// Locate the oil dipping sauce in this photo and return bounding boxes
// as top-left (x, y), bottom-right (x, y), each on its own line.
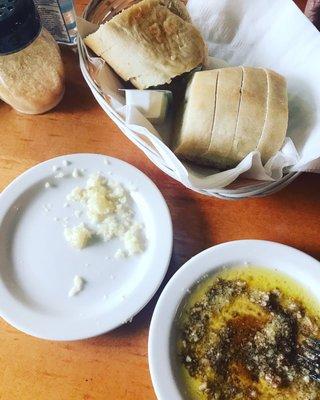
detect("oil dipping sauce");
top-left (176, 265), bottom-right (320, 400)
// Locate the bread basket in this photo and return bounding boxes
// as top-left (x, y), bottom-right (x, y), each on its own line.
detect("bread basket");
top-left (77, 0), bottom-right (301, 199)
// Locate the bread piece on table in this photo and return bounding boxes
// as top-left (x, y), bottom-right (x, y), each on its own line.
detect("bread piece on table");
top-left (84, 0), bottom-right (205, 89)
top-left (203, 67), bottom-right (243, 168)
top-left (229, 67), bottom-right (268, 163)
top-left (257, 69), bottom-right (288, 163)
top-left (174, 70), bottom-right (219, 161)
top-left (0, 29), bottom-right (64, 114)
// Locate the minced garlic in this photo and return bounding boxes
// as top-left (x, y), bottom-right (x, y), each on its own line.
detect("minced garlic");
top-left (123, 223), bottom-right (144, 256)
top-left (64, 223), bottom-right (92, 249)
top-left (65, 173), bottom-right (145, 256)
top-left (114, 249), bottom-right (127, 259)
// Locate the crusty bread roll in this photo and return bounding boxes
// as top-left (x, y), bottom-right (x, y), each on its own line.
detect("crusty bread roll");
top-left (174, 67), bottom-right (288, 169)
top-left (84, 0), bottom-right (205, 90)
top-left (0, 29), bottom-right (64, 115)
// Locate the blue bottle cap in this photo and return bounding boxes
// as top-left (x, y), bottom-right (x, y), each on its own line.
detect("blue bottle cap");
top-left (0, 0), bottom-right (41, 55)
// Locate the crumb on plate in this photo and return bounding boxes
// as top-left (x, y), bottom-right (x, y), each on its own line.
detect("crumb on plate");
top-left (68, 275), bottom-right (85, 297)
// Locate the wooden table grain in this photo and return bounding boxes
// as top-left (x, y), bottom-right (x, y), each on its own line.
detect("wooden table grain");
top-left (0, 1), bottom-right (317, 399)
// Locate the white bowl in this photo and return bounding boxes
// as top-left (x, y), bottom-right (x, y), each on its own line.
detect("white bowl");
top-left (148, 240), bottom-right (320, 399)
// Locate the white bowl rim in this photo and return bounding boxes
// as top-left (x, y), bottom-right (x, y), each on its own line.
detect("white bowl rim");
top-left (148, 240), bottom-right (320, 399)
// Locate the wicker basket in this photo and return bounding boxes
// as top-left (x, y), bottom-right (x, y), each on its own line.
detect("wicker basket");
top-left (78, 0), bottom-right (300, 199)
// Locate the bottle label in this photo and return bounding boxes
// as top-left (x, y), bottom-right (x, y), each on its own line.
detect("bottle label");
top-left (34, 0), bottom-right (77, 45)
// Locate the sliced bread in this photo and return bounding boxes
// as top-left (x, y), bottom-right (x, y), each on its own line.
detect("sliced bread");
top-left (174, 67), bottom-right (288, 170)
top-left (203, 67), bottom-right (243, 168)
top-left (257, 69), bottom-right (288, 163)
top-left (228, 67), bottom-right (268, 163)
top-left (174, 70), bottom-right (219, 161)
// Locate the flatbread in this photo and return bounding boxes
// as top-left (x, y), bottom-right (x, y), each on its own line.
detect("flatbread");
top-left (257, 69), bottom-right (288, 163)
top-left (174, 70), bottom-right (219, 160)
top-left (84, 0), bottom-right (205, 89)
top-left (229, 67), bottom-right (268, 163)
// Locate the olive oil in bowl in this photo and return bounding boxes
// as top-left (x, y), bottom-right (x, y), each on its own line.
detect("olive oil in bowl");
top-left (175, 265), bottom-right (320, 400)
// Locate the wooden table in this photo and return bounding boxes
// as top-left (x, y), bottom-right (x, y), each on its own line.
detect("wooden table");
top-left (0, 0), bottom-right (317, 399)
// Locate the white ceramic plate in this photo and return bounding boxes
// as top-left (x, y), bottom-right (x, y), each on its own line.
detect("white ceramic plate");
top-left (0, 153), bottom-right (172, 341)
top-left (148, 240), bottom-right (320, 399)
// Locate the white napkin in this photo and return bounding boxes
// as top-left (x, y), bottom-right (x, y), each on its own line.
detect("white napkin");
top-left (188, 0), bottom-right (320, 174)
top-left (78, 0), bottom-right (320, 190)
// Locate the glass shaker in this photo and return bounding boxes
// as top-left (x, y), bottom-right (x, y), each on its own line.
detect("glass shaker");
top-left (0, 0), bottom-right (65, 114)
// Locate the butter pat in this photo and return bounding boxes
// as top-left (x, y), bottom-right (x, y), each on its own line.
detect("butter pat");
top-left (123, 89), bottom-right (171, 124)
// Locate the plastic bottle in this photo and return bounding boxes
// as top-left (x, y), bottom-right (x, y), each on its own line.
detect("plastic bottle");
top-left (33, 0), bottom-right (77, 45)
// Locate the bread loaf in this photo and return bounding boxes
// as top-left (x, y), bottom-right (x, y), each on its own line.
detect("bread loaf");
top-left (174, 67), bottom-right (288, 169)
top-left (0, 29), bottom-right (64, 114)
top-left (84, 0), bottom-right (205, 90)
